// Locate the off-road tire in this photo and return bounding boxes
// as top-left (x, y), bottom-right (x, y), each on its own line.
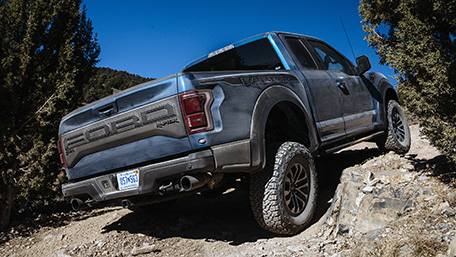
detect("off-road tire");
top-left (250, 142), bottom-right (317, 235)
top-left (376, 100), bottom-right (411, 154)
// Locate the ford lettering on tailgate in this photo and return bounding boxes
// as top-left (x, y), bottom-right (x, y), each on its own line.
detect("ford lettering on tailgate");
top-left (60, 96), bottom-right (187, 168)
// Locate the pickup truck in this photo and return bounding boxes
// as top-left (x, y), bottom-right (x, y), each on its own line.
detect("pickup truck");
top-left (58, 31), bottom-right (411, 235)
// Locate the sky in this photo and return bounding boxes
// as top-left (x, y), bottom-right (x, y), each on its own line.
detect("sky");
top-left (83, 0), bottom-right (396, 84)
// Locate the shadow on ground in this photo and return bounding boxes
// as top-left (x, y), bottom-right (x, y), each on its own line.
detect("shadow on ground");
top-left (412, 154), bottom-right (456, 187)
top-left (101, 147), bottom-right (381, 245)
top-left (103, 189), bottom-right (268, 245)
top-left (0, 201), bottom-right (119, 243)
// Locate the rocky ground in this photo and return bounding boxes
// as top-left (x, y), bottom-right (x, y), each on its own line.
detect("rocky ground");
top-left (1, 124), bottom-right (456, 257)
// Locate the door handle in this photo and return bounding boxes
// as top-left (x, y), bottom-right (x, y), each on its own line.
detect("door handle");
top-left (336, 80), bottom-right (346, 90)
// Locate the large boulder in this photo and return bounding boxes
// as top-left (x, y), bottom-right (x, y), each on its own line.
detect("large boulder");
top-left (322, 149), bottom-right (455, 256)
top-left (325, 152), bottom-right (417, 235)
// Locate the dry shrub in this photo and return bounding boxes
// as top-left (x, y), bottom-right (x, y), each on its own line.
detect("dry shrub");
top-left (352, 234), bottom-right (446, 257)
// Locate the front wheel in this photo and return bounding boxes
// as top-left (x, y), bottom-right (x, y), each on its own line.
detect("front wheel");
top-left (376, 100), bottom-right (411, 154)
top-left (250, 142), bottom-right (318, 235)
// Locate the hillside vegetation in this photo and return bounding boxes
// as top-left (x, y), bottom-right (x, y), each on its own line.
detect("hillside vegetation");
top-left (82, 67), bottom-right (153, 104)
top-left (0, 0), bottom-right (100, 229)
top-left (360, 0), bottom-right (456, 166)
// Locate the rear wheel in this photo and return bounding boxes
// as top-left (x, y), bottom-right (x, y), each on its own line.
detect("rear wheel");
top-left (376, 100), bottom-right (411, 154)
top-left (250, 142), bottom-right (317, 235)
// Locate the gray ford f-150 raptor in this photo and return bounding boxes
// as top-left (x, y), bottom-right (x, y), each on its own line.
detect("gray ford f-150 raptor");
top-left (58, 31), bottom-right (411, 235)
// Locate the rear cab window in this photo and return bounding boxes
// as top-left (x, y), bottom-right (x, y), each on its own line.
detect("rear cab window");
top-left (184, 38), bottom-right (283, 72)
top-left (283, 37), bottom-right (318, 70)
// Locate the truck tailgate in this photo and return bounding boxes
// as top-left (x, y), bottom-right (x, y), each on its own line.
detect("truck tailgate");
top-left (59, 75), bottom-right (192, 180)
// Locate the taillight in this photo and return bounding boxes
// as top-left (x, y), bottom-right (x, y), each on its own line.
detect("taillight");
top-left (179, 90), bottom-right (214, 135)
top-left (57, 136), bottom-right (68, 169)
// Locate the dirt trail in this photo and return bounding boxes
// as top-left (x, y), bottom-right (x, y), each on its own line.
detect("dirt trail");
top-left (1, 124), bottom-right (454, 257)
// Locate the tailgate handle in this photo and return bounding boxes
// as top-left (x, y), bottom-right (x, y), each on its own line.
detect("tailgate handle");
top-left (96, 104), bottom-right (115, 116)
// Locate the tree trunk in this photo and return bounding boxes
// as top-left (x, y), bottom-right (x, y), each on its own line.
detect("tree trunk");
top-left (0, 184), bottom-right (16, 230)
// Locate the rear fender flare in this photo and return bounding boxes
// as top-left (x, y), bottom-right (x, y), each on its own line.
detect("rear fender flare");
top-left (249, 85), bottom-right (317, 171)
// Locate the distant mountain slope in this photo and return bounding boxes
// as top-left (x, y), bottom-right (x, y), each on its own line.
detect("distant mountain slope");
top-left (82, 67), bottom-right (154, 103)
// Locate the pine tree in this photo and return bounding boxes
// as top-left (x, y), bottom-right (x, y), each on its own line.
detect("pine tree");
top-left (360, 0), bottom-right (456, 166)
top-left (0, 0), bottom-right (100, 229)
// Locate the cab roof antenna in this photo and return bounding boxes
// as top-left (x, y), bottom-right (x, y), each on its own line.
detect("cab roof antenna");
top-left (339, 16), bottom-right (356, 60)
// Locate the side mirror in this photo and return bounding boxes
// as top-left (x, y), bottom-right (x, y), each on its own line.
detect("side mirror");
top-left (355, 55), bottom-right (371, 75)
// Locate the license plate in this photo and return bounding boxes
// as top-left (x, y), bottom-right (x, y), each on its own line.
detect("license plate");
top-left (117, 169), bottom-right (139, 191)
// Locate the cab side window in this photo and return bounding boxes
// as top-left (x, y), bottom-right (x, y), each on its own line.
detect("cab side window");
top-left (308, 40), bottom-right (356, 75)
top-left (285, 37), bottom-right (317, 70)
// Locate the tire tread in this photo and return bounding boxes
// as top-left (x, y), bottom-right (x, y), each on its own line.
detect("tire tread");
top-left (250, 142), bottom-right (317, 235)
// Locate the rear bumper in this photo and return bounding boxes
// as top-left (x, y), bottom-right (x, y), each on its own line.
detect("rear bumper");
top-left (62, 150), bottom-right (214, 202)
